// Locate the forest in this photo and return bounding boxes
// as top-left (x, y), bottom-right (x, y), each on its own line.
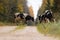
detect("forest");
top-left (0, 0), bottom-right (29, 23)
top-left (38, 0), bottom-right (60, 21)
top-left (0, 0), bottom-right (60, 23)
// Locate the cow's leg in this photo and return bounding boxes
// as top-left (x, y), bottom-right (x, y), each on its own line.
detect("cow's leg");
top-left (39, 18), bottom-right (42, 23)
top-left (45, 18), bottom-right (50, 23)
top-left (39, 19), bottom-right (43, 23)
top-left (53, 18), bottom-right (56, 22)
top-left (51, 18), bottom-right (55, 22)
top-left (22, 19), bottom-right (25, 25)
top-left (15, 19), bottom-right (19, 25)
top-left (15, 17), bottom-right (21, 25)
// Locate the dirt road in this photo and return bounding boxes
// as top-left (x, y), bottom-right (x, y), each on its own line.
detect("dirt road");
top-left (0, 26), bottom-right (59, 40)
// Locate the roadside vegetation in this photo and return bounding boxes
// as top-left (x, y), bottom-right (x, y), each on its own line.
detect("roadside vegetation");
top-left (8, 23), bottom-right (26, 33)
top-left (0, 22), bottom-right (16, 26)
top-left (15, 23), bottom-right (26, 30)
top-left (37, 21), bottom-right (60, 37)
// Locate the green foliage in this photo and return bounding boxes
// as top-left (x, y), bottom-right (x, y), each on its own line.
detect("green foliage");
top-left (37, 22), bottom-right (60, 37)
top-left (38, 0), bottom-right (60, 20)
top-left (0, 22), bottom-right (16, 26)
top-left (15, 24), bottom-right (26, 30)
top-left (0, 0), bottom-right (29, 23)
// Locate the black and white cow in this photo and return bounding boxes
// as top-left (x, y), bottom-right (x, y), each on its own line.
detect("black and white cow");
top-left (38, 10), bottom-right (55, 23)
top-left (14, 12), bottom-right (25, 23)
top-left (25, 14), bottom-right (34, 23)
top-left (38, 15), bottom-right (45, 23)
top-left (45, 10), bottom-right (54, 22)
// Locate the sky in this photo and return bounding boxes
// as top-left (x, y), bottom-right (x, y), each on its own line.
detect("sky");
top-left (27, 0), bottom-right (43, 19)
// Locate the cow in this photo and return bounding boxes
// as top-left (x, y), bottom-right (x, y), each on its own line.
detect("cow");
top-left (44, 10), bottom-right (55, 22)
top-left (38, 10), bottom-right (55, 23)
top-left (25, 14), bottom-right (34, 24)
top-left (14, 12), bottom-right (34, 25)
top-left (14, 12), bottom-right (25, 24)
top-left (38, 14), bottom-right (46, 23)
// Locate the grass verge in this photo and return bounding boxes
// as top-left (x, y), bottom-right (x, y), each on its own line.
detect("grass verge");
top-left (37, 22), bottom-right (60, 37)
top-left (15, 24), bottom-right (26, 30)
top-left (8, 23), bottom-right (26, 33)
top-left (0, 22), bottom-right (16, 26)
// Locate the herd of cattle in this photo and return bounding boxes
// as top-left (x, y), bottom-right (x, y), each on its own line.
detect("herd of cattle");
top-left (14, 13), bottom-right (34, 24)
top-left (14, 10), bottom-right (55, 24)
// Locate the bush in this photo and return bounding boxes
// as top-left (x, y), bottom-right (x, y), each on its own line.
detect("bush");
top-left (37, 21), bottom-right (60, 37)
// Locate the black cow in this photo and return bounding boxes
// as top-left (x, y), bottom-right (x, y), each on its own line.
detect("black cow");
top-left (38, 10), bottom-right (55, 23)
top-left (25, 15), bottom-right (34, 23)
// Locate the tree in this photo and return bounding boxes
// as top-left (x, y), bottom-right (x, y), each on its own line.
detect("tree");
top-left (0, 0), bottom-right (29, 22)
top-left (38, 0), bottom-right (60, 21)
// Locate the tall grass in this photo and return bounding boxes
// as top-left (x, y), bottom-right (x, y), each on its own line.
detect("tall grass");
top-left (37, 21), bottom-right (60, 37)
